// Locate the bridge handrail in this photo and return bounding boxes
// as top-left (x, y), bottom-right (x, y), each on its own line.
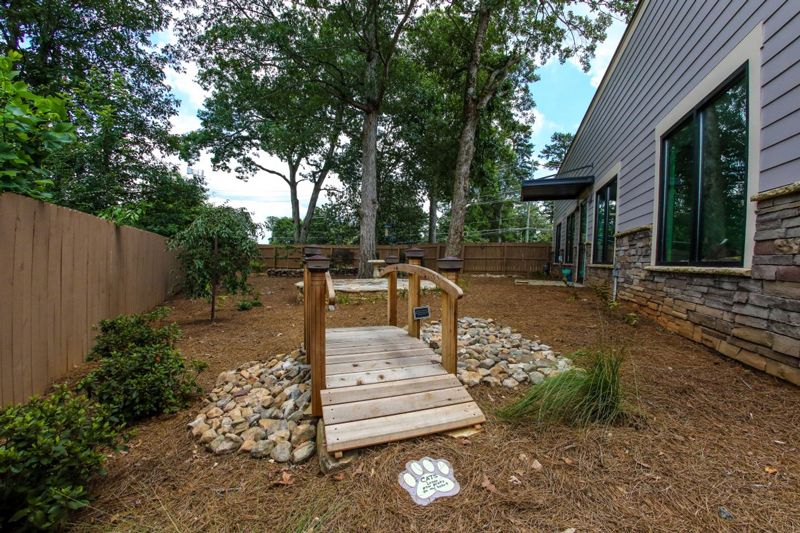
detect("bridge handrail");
top-left (379, 263), bottom-right (463, 299)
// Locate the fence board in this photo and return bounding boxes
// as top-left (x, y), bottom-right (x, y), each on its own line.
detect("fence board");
top-left (12, 198), bottom-right (34, 401)
top-left (0, 193), bottom-right (180, 406)
top-left (259, 242), bottom-right (550, 275)
top-left (0, 200), bottom-right (16, 405)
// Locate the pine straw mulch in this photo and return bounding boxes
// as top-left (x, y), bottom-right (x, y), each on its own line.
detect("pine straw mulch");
top-left (67, 275), bottom-right (800, 532)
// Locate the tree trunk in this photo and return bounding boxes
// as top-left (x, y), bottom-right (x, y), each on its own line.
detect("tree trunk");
top-left (300, 107), bottom-right (343, 243)
top-left (446, 105), bottom-right (480, 257)
top-left (446, 4), bottom-right (491, 257)
top-left (300, 170), bottom-right (326, 243)
top-left (428, 193), bottom-right (438, 243)
top-left (210, 282), bottom-right (218, 322)
top-left (287, 161), bottom-right (301, 243)
top-left (210, 235), bottom-right (218, 322)
top-left (357, 3), bottom-right (381, 279)
top-left (357, 107), bottom-right (380, 278)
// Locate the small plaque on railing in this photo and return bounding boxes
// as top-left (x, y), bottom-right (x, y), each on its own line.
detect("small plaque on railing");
top-left (413, 305), bottom-right (431, 320)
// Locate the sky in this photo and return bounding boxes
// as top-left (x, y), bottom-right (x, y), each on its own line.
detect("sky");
top-left (157, 16), bottom-right (627, 240)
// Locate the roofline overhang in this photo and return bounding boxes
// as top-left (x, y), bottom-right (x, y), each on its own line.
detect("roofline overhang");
top-left (521, 175), bottom-right (595, 201)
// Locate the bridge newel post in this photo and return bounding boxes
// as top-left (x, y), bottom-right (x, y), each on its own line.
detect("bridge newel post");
top-left (302, 246), bottom-right (322, 358)
top-left (305, 254), bottom-right (330, 417)
top-left (405, 247), bottom-right (424, 338)
top-left (437, 256), bottom-right (463, 375)
top-left (384, 255), bottom-right (399, 326)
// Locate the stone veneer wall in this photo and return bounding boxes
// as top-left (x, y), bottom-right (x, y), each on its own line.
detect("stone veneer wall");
top-left (612, 187), bottom-right (800, 385)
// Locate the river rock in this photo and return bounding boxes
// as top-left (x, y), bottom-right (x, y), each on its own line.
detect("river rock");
top-left (271, 440), bottom-right (292, 462)
top-left (292, 441), bottom-right (316, 463)
top-left (421, 316), bottom-right (573, 389)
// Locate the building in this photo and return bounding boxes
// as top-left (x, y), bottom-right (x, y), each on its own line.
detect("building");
top-left (522, 0), bottom-right (800, 385)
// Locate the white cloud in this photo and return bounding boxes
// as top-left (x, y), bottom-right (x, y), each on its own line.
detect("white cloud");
top-left (165, 62), bottom-right (208, 110)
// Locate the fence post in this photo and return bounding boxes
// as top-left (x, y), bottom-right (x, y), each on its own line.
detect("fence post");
top-left (437, 256), bottom-right (463, 374)
top-left (305, 254), bottom-right (329, 417)
top-left (405, 247), bottom-right (424, 338)
top-left (385, 255), bottom-right (399, 326)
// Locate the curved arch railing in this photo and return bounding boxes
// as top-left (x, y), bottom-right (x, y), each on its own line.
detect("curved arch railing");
top-left (380, 263), bottom-right (463, 374)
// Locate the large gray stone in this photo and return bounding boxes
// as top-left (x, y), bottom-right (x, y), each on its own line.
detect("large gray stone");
top-left (271, 440), bottom-right (292, 462)
top-left (291, 423), bottom-right (315, 445)
top-left (292, 441), bottom-right (316, 463)
top-left (250, 439), bottom-right (275, 459)
top-left (317, 422), bottom-right (358, 474)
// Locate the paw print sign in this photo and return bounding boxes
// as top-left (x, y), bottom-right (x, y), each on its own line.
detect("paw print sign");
top-left (398, 457), bottom-right (460, 506)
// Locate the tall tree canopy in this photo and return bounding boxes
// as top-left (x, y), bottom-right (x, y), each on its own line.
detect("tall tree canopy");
top-left (1, 0), bottom-right (204, 235)
top-left (182, 26), bottom-right (348, 244)
top-left (441, 0), bottom-right (635, 256)
top-left (180, 0), bottom-right (418, 277)
top-left (540, 131), bottom-right (574, 171)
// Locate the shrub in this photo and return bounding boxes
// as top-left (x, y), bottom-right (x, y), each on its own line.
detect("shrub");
top-left (0, 388), bottom-right (120, 530)
top-left (237, 291), bottom-right (263, 311)
top-left (79, 344), bottom-right (203, 423)
top-left (88, 307), bottom-right (179, 360)
top-left (498, 347), bottom-right (626, 426)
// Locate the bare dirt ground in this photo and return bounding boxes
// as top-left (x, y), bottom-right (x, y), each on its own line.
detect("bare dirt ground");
top-left (70, 275), bottom-right (800, 532)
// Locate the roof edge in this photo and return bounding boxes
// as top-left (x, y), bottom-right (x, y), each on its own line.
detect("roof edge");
top-left (558, 0), bottom-right (650, 173)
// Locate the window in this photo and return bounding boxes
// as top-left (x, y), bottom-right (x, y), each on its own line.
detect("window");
top-left (593, 179), bottom-right (617, 264)
top-left (565, 212), bottom-right (576, 264)
top-left (658, 68), bottom-right (748, 266)
top-left (554, 223), bottom-right (562, 263)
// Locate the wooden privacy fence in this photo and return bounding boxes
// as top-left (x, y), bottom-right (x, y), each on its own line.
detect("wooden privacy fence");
top-left (261, 242), bottom-right (550, 275)
top-left (0, 193), bottom-right (181, 406)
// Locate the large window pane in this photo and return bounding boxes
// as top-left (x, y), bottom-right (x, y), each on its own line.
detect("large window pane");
top-left (699, 76), bottom-right (748, 262)
top-left (658, 69), bottom-right (748, 266)
top-left (555, 223), bottom-right (562, 263)
top-left (593, 179), bottom-right (616, 264)
top-left (604, 182), bottom-right (617, 263)
top-left (565, 212), bottom-right (575, 263)
top-left (594, 192), bottom-right (606, 263)
top-left (661, 120), bottom-right (695, 263)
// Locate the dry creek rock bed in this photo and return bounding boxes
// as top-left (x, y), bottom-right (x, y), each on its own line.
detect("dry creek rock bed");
top-left (187, 317), bottom-right (573, 462)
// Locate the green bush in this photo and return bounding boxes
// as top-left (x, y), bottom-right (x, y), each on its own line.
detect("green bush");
top-left (79, 344), bottom-right (203, 423)
top-left (0, 388), bottom-right (120, 530)
top-left (237, 293), bottom-right (263, 311)
top-left (88, 307), bottom-right (179, 361)
top-left (498, 347), bottom-right (626, 427)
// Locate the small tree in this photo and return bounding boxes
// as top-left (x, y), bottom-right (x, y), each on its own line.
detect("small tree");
top-left (169, 205), bottom-right (259, 321)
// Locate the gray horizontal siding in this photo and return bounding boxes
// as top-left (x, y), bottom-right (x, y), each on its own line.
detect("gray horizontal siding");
top-left (553, 0), bottom-right (800, 243)
top-left (761, 0), bottom-right (800, 190)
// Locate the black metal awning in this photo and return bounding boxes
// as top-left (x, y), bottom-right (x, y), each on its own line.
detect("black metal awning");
top-left (521, 175), bottom-right (594, 201)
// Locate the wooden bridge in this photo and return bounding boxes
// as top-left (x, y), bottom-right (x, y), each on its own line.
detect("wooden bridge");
top-left (302, 249), bottom-right (486, 455)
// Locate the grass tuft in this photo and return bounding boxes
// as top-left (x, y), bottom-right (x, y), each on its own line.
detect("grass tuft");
top-left (498, 346), bottom-right (626, 426)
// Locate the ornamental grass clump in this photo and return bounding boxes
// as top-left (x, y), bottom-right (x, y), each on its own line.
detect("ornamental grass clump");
top-left (499, 347), bottom-right (626, 426)
top-left (0, 388), bottom-right (121, 530)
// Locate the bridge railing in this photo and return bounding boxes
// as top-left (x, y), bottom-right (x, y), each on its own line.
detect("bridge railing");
top-left (380, 249), bottom-right (464, 375)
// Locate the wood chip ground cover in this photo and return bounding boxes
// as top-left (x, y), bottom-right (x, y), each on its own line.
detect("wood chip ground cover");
top-left (67, 275), bottom-right (800, 531)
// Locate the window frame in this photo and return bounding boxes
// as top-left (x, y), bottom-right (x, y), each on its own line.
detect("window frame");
top-left (656, 65), bottom-right (749, 267)
top-left (593, 178), bottom-right (617, 265)
top-left (650, 24), bottom-right (761, 271)
top-left (554, 222), bottom-right (562, 263)
top-left (564, 212), bottom-right (576, 264)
